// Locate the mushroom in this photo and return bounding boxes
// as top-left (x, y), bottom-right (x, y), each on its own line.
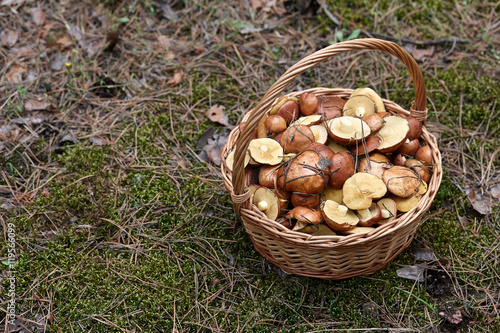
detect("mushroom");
top-left (289, 114), bottom-right (322, 127)
top-left (391, 194), bottom-right (420, 213)
top-left (382, 166), bottom-right (420, 198)
top-left (404, 159), bottom-right (431, 183)
top-left (392, 153), bottom-right (407, 166)
top-left (326, 140), bottom-right (349, 153)
top-left (350, 87), bottom-right (386, 114)
top-left (285, 207), bottom-right (324, 231)
top-left (253, 187), bottom-right (287, 220)
top-left (265, 115), bottom-right (287, 133)
top-left (306, 142), bottom-right (335, 161)
top-left (376, 116), bottom-right (409, 153)
top-left (291, 192), bottom-right (320, 209)
top-left (350, 136), bottom-right (381, 156)
top-left (342, 172), bottom-right (387, 210)
top-left (328, 152), bottom-right (355, 189)
top-left (276, 150), bottom-right (330, 194)
top-left (376, 198), bottom-right (397, 225)
top-left (358, 153), bottom-right (391, 179)
top-left (270, 96), bottom-right (299, 115)
top-left (343, 95), bottom-right (377, 118)
top-left (298, 223), bottom-right (337, 236)
top-left (415, 145), bottom-right (433, 165)
top-left (247, 168), bottom-right (260, 186)
top-left (279, 124), bottom-right (315, 153)
top-left (256, 114), bottom-right (270, 138)
top-left (356, 203), bottom-right (382, 227)
top-left (299, 92), bottom-right (319, 116)
top-left (248, 138), bottom-right (284, 165)
top-left (397, 139), bottom-right (420, 156)
top-left (259, 165), bottom-right (279, 188)
top-left (405, 115), bottom-right (423, 141)
top-left (225, 150), bottom-right (250, 171)
top-left (321, 187), bottom-right (343, 204)
top-left (314, 96), bottom-right (345, 121)
top-left (276, 100), bottom-right (300, 124)
top-left (328, 116), bottom-right (371, 145)
top-left (321, 200), bottom-right (359, 231)
top-left (342, 226), bottom-right (376, 235)
top-left (310, 125), bottom-right (328, 144)
top-left (362, 113), bottom-right (385, 133)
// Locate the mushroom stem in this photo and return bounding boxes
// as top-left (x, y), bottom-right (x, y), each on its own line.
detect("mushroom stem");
top-left (257, 201), bottom-right (268, 211)
top-left (381, 209), bottom-right (391, 218)
top-left (355, 107), bottom-right (366, 117)
top-left (358, 208), bottom-right (371, 220)
top-left (340, 118), bottom-right (353, 133)
top-left (337, 205), bottom-right (348, 217)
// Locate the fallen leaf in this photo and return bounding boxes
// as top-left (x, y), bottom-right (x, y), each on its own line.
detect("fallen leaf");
top-left (413, 248), bottom-right (437, 261)
top-left (490, 184), bottom-right (500, 200)
top-left (31, 3), bottom-right (46, 26)
top-left (205, 105), bottom-right (232, 127)
top-left (466, 188), bottom-right (492, 215)
top-left (24, 99), bottom-right (57, 112)
top-left (201, 131), bottom-right (229, 166)
top-left (396, 265), bottom-right (425, 282)
top-left (249, 0), bottom-right (264, 11)
top-left (157, 0), bottom-right (178, 22)
top-left (410, 46), bottom-right (435, 62)
top-left (9, 45), bottom-right (33, 58)
top-left (439, 306), bottom-right (462, 325)
top-left (0, 29), bottom-right (19, 47)
top-left (261, 0), bottom-right (287, 15)
top-left (55, 34), bottom-right (74, 50)
top-left (6, 65), bottom-right (25, 83)
top-left (167, 70), bottom-right (184, 86)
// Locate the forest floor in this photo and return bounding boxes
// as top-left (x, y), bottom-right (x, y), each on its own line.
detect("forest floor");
top-left (0, 0), bottom-right (499, 332)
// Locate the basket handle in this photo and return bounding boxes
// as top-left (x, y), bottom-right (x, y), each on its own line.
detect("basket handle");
top-left (231, 38), bottom-right (427, 213)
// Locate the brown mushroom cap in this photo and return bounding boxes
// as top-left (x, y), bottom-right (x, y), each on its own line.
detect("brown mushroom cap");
top-left (328, 152), bottom-right (355, 189)
top-left (310, 125), bottom-right (329, 145)
top-left (291, 192), bottom-right (320, 209)
top-left (397, 139), bottom-right (420, 156)
top-left (259, 165), bottom-right (279, 188)
top-left (404, 159), bottom-right (431, 183)
top-left (298, 223), bottom-right (337, 236)
top-left (248, 138), bottom-right (284, 165)
top-left (265, 115), bottom-right (287, 133)
top-left (350, 87), bottom-right (386, 114)
top-left (253, 187), bottom-right (281, 220)
top-left (279, 125), bottom-right (315, 153)
top-left (382, 166), bottom-right (420, 198)
top-left (376, 198), bottom-right (397, 225)
top-left (299, 92), bottom-right (319, 116)
top-left (392, 153), bottom-right (407, 166)
top-left (306, 142), bottom-right (335, 161)
top-left (320, 96), bottom-right (346, 110)
top-left (269, 96), bottom-right (299, 115)
top-left (376, 116), bottom-right (409, 153)
top-left (285, 207), bottom-right (324, 231)
top-left (406, 115), bottom-right (423, 141)
top-left (276, 100), bottom-right (300, 124)
top-left (356, 203), bottom-right (382, 227)
top-left (343, 172), bottom-right (387, 210)
top-left (358, 153), bottom-right (391, 179)
top-left (415, 145), bottom-right (433, 165)
top-left (276, 150), bottom-right (330, 194)
top-left (362, 113), bottom-right (385, 133)
top-left (342, 226), bottom-right (376, 235)
top-left (343, 95), bottom-right (377, 118)
top-left (350, 136), bottom-right (381, 156)
top-left (256, 114), bottom-right (269, 138)
top-left (328, 116), bottom-right (371, 145)
top-left (322, 200), bottom-right (359, 231)
top-left (314, 107), bottom-right (342, 122)
top-left (321, 187), bottom-right (343, 204)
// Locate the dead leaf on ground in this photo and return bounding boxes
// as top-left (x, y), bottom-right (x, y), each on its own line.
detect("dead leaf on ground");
top-left (205, 105), bottom-right (232, 128)
top-left (167, 70), bottom-right (185, 86)
top-left (410, 46), bottom-right (435, 62)
top-left (156, 0), bottom-right (179, 22)
top-left (55, 34), bottom-right (74, 50)
top-left (261, 0), bottom-right (287, 15)
top-left (31, 3), bottom-right (46, 26)
top-left (6, 65), bottom-right (26, 83)
top-left (439, 306), bottom-right (463, 325)
top-left (413, 248), bottom-right (437, 261)
top-left (198, 131), bottom-right (229, 166)
top-left (396, 265), bottom-right (425, 282)
top-left (0, 29), bottom-right (19, 47)
top-left (24, 99), bottom-right (57, 112)
top-left (250, 0), bottom-right (264, 11)
top-left (466, 187), bottom-right (492, 215)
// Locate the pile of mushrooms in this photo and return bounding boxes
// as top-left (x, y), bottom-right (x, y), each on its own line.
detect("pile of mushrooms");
top-left (226, 88), bottom-right (433, 236)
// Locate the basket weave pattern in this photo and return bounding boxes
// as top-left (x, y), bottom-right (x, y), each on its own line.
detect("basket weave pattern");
top-left (221, 39), bottom-right (443, 279)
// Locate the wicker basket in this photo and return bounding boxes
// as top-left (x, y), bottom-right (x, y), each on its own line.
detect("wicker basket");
top-left (221, 39), bottom-right (442, 280)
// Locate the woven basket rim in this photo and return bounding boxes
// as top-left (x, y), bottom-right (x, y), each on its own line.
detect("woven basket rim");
top-left (221, 88), bottom-right (443, 249)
